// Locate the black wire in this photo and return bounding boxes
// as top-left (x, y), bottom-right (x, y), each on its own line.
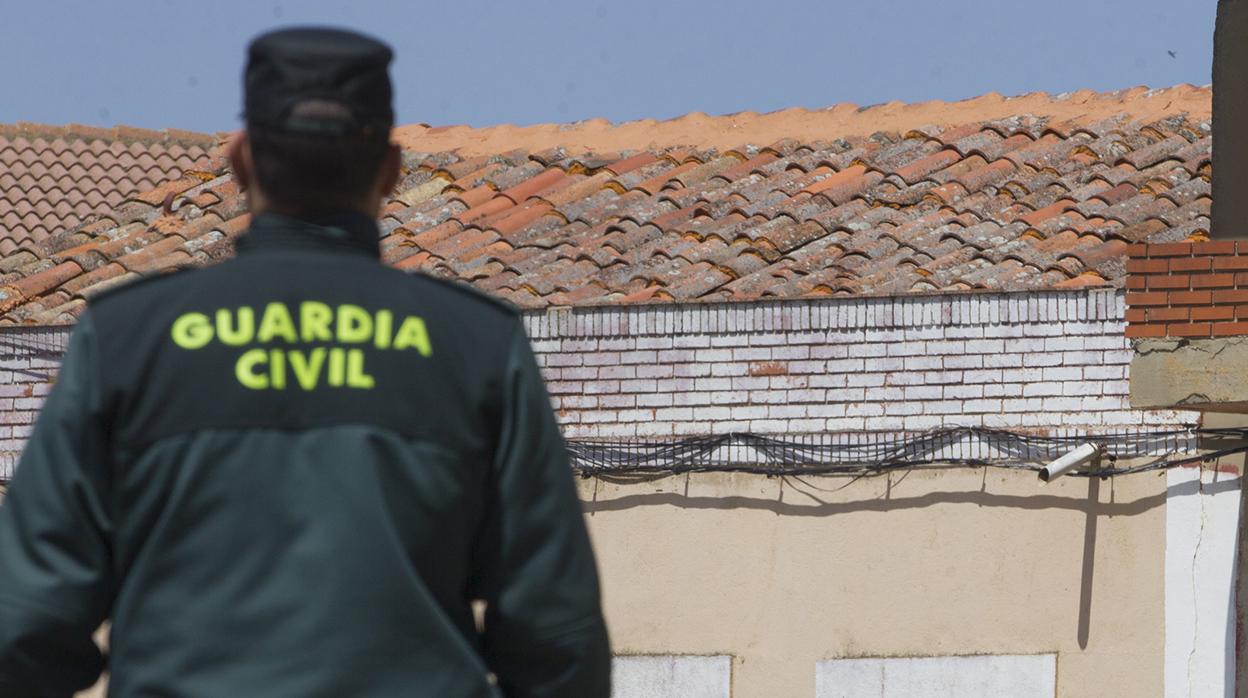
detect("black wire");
top-left (567, 426), bottom-right (1248, 478)
top-left (2, 426), bottom-right (1241, 484)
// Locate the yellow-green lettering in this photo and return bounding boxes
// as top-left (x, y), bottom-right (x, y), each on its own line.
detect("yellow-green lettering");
top-left (393, 316), bottom-right (432, 356)
top-left (235, 348), bottom-right (268, 389)
top-left (171, 312), bottom-right (213, 349)
top-left (327, 347), bottom-right (346, 386)
top-left (300, 302), bottom-right (333, 342)
top-left (288, 348), bottom-right (326, 391)
top-left (337, 304), bottom-right (372, 343)
top-left (374, 310), bottom-right (393, 350)
top-left (346, 349), bottom-right (375, 388)
top-left (257, 302), bottom-right (298, 343)
top-left (270, 349), bottom-right (286, 390)
top-left (216, 307), bottom-right (255, 346)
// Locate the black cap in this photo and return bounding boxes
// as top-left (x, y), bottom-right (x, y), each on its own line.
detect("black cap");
top-left (244, 27), bottom-right (394, 137)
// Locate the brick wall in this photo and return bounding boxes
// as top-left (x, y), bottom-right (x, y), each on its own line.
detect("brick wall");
top-left (526, 288), bottom-right (1190, 439)
top-left (1125, 240), bottom-right (1248, 338)
top-left (0, 289), bottom-right (1195, 479)
top-left (0, 327), bottom-right (69, 478)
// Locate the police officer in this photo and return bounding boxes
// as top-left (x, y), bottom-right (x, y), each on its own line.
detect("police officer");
top-left (0, 27), bottom-right (610, 697)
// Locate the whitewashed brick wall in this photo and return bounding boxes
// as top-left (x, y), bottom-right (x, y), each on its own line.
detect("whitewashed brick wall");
top-left (0, 327), bottom-right (68, 478)
top-left (526, 289), bottom-right (1192, 439)
top-left (0, 289), bottom-right (1196, 478)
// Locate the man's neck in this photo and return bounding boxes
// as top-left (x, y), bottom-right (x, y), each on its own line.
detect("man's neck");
top-left (241, 210), bottom-right (382, 258)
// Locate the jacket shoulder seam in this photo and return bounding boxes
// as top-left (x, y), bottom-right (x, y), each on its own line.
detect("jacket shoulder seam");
top-left (396, 270), bottom-right (518, 316)
top-left (85, 267), bottom-right (197, 309)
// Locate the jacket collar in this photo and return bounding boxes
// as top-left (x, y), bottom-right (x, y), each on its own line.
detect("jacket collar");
top-left (236, 211), bottom-right (381, 258)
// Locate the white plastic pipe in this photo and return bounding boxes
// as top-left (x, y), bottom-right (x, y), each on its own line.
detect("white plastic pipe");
top-left (1038, 442), bottom-right (1102, 483)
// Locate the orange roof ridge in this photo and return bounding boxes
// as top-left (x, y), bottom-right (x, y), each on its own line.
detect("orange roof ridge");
top-left (395, 85), bottom-right (1211, 157)
top-left (0, 122), bottom-right (223, 148)
top-left (0, 87), bottom-right (1214, 323)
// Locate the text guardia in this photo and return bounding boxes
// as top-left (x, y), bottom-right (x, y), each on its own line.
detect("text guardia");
top-left (170, 302), bottom-right (432, 390)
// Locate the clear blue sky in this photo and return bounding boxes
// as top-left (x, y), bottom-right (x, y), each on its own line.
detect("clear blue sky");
top-left (0, 0), bottom-right (1217, 133)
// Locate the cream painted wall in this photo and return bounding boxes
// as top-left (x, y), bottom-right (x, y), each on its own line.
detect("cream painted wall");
top-left (57, 467), bottom-right (1180, 698)
top-left (579, 468), bottom-right (1168, 698)
top-left (50, 465), bottom-right (1174, 698)
top-left (50, 463), bottom-right (1234, 698)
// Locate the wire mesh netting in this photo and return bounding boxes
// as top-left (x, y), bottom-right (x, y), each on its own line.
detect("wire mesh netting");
top-left (565, 426), bottom-right (1248, 477)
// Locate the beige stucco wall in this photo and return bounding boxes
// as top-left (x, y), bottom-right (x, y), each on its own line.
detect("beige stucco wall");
top-left (44, 465), bottom-right (1170, 698)
top-left (580, 467), bottom-right (1168, 698)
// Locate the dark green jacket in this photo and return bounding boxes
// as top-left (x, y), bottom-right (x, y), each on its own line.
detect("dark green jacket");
top-left (0, 212), bottom-right (610, 697)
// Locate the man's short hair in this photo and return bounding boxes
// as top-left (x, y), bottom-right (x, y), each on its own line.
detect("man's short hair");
top-left (248, 132), bottom-right (388, 213)
top-left (248, 100), bottom-right (389, 212)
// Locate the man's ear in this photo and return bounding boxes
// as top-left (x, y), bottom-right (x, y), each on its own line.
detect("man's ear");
top-left (378, 143), bottom-right (401, 197)
top-left (227, 131), bottom-right (253, 192)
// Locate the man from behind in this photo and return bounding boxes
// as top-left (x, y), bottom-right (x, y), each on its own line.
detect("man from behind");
top-left (0, 27), bottom-right (610, 697)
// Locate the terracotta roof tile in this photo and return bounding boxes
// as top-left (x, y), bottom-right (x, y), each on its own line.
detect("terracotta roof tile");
top-left (457, 196), bottom-right (514, 225)
top-left (0, 124), bottom-right (217, 250)
top-left (0, 91), bottom-right (1218, 320)
top-left (450, 184), bottom-right (497, 209)
top-left (60, 263), bottom-right (127, 297)
top-left (603, 152), bottom-right (658, 177)
top-left (12, 260), bottom-right (82, 299)
top-left (500, 168), bottom-right (567, 203)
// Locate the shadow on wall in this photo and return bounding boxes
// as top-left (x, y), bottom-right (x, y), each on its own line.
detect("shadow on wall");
top-left (582, 465), bottom-right (1234, 517)
top-left (584, 466), bottom-right (1238, 663)
top-left (582, 469), bottom-right (1171, 517)
top-left (1079, 477), bottom-right (1098, 650)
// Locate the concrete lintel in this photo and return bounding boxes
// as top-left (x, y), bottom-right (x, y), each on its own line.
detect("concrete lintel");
top-left (1132, 336), bottom-right (1248, 412)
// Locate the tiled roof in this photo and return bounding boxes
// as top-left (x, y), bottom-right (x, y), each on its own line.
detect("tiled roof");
top-left (0, 123), bottom-right (217, 252)
top-left (392, 85), bottom-right (1213, 157)
top-left (0, 89), bottom-right (1213, 325)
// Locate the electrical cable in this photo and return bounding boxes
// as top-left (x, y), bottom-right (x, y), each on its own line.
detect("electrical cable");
top-left (1, 421), bottom-right (1243, 483)
top-left (566, 426), bottom-right (1248, 478)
